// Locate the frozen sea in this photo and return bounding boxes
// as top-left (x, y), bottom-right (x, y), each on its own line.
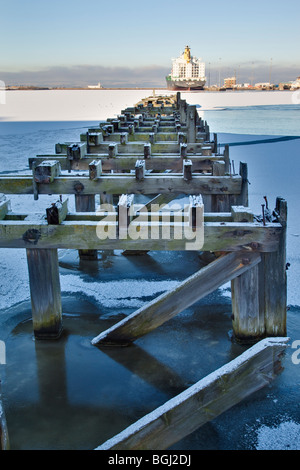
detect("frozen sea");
top-left (0, 90), bottom-right (299, 451)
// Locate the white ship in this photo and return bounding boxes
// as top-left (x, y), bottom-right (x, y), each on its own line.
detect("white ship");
top-left (166, 46), bottom-right (206, 90)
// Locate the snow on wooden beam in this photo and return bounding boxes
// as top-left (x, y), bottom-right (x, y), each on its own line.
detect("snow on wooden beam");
top-left (29, 154), bottom-right (224, 173)
top-left (95, 337), bottom-right (289, 450)
top-left (91, 252), bottom-right (261, 346)
top-left (0, 174), bottom-right (242, 196)
top-left (0, 218), bottom-right (282, 252)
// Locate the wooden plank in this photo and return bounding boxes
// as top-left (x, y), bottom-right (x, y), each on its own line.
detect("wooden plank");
top-left (30, 155), bottom-right (225, 172)
top-left (0, 220), bottom-right (282, 252)
top-left (91, 252), bottom-right (261, 346)
top-left (95, 337), bottom-right (289, 450)
top-left (0, 175), bottom-right (242, 196)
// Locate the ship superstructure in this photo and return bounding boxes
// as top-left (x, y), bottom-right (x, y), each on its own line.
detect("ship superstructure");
top-left (166, 46), bottom-right (206, 90)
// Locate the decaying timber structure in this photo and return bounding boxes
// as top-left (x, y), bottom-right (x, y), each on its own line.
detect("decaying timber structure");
top-left (0, 92), bottom-right (288, 450)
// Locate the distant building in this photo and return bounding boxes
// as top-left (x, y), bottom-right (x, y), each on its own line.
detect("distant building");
top-left (278, 82), bottom-right (292, 90)
top-left (223, 77), bottom-right (236, 88)
top-left (88, 82), bottom-right (102, 89)
top-left (254, 82), bottom-right (273, 89)
top-left (234, 82), bottom-right (251, 89)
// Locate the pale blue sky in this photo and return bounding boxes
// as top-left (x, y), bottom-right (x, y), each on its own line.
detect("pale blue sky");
top-left (1, 0), bottom-right (299, 86)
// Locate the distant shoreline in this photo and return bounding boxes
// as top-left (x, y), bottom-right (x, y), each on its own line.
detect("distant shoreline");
top-left (1, 89), bottom-right (298, 122)
top-left (5, 86), bottom-right (297, 92)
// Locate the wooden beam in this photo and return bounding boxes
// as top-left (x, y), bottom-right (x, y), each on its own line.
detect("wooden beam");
top-left (0, 219), bottom-right (282, 252)
top-left (30, 154), bottom-right (224, 173)
top-left (0, 175), bottom-right (242, 196)
top-left (95, 337), bottom-right (289, 450)
top-left (91, 252), bottom-right (261, 346)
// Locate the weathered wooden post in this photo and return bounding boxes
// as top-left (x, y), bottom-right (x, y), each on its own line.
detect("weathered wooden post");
top-left (179, 98), bottom-right (187, 123)
top-left (135, 160), bottom-right (145, 181)
top-left (0, 391), bottom-right (9, 450)
top-left (183, 159), bottom-right (192, 181)
top-left (144, 143), bottom-right (151, 159)
top-left (211, 161), bottom-right (228, 212)
top-left (236, 161), bottom-right (249, 207)
top-left (230, 205), bottom-right (265, 342)
top-left (213, 133), bottom-right (218, 154)
top-left (186, 105), bottom-right (197, 143)
top-left (231, 198), bottom-right (287, 342)
top-left (260, 197), bottom-right (287, 337)
top-left (75, 193), bottom-right (98, 260)
top-left (224, 144), bottom-right (230, 173)
top-left (26, 248), bottom-right (63, 339)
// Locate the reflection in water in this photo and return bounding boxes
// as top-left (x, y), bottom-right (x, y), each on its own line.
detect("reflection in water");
top-left (3, 293), bottom-right (241, 450)
top-left (2, 295), bottom-right (299, 450)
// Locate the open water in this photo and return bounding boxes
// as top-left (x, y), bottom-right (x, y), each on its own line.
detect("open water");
top-left (0, 101), bottom-right (300, 450)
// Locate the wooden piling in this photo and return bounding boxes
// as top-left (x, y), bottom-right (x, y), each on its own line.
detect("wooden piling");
top-left (260, 197), bottom-right (287, 337)
top-left (231, 263), bottom-right (265, 342)
top-left (186, 105), bottom-right (197, 143)
top-left (0, 393), bottom-right (9, 450)
top-left (26, 248), bottom-right (62, 339)
top-left (75, 194), bottom-right (98, 260)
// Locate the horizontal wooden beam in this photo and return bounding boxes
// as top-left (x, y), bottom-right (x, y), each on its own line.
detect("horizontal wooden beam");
top-left (91, 252), bottom-right (261, 346)
top-left (0, 219), bottom-right (281, 252)
top-left (95, 337), bottom-right (289, 450)
top-left (0, 175), bottom-right (242, 196)
top-left (4, 210), bottom-right (234, 223)
top-left (30, 155), bottom-right (223, 172)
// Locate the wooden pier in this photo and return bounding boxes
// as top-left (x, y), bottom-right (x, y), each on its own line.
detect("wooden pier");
top-left (0, 92), bottom-right (288, 450)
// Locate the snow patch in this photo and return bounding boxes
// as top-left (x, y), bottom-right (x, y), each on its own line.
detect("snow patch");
top-left (255, 420), bottom-right (300, 450)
